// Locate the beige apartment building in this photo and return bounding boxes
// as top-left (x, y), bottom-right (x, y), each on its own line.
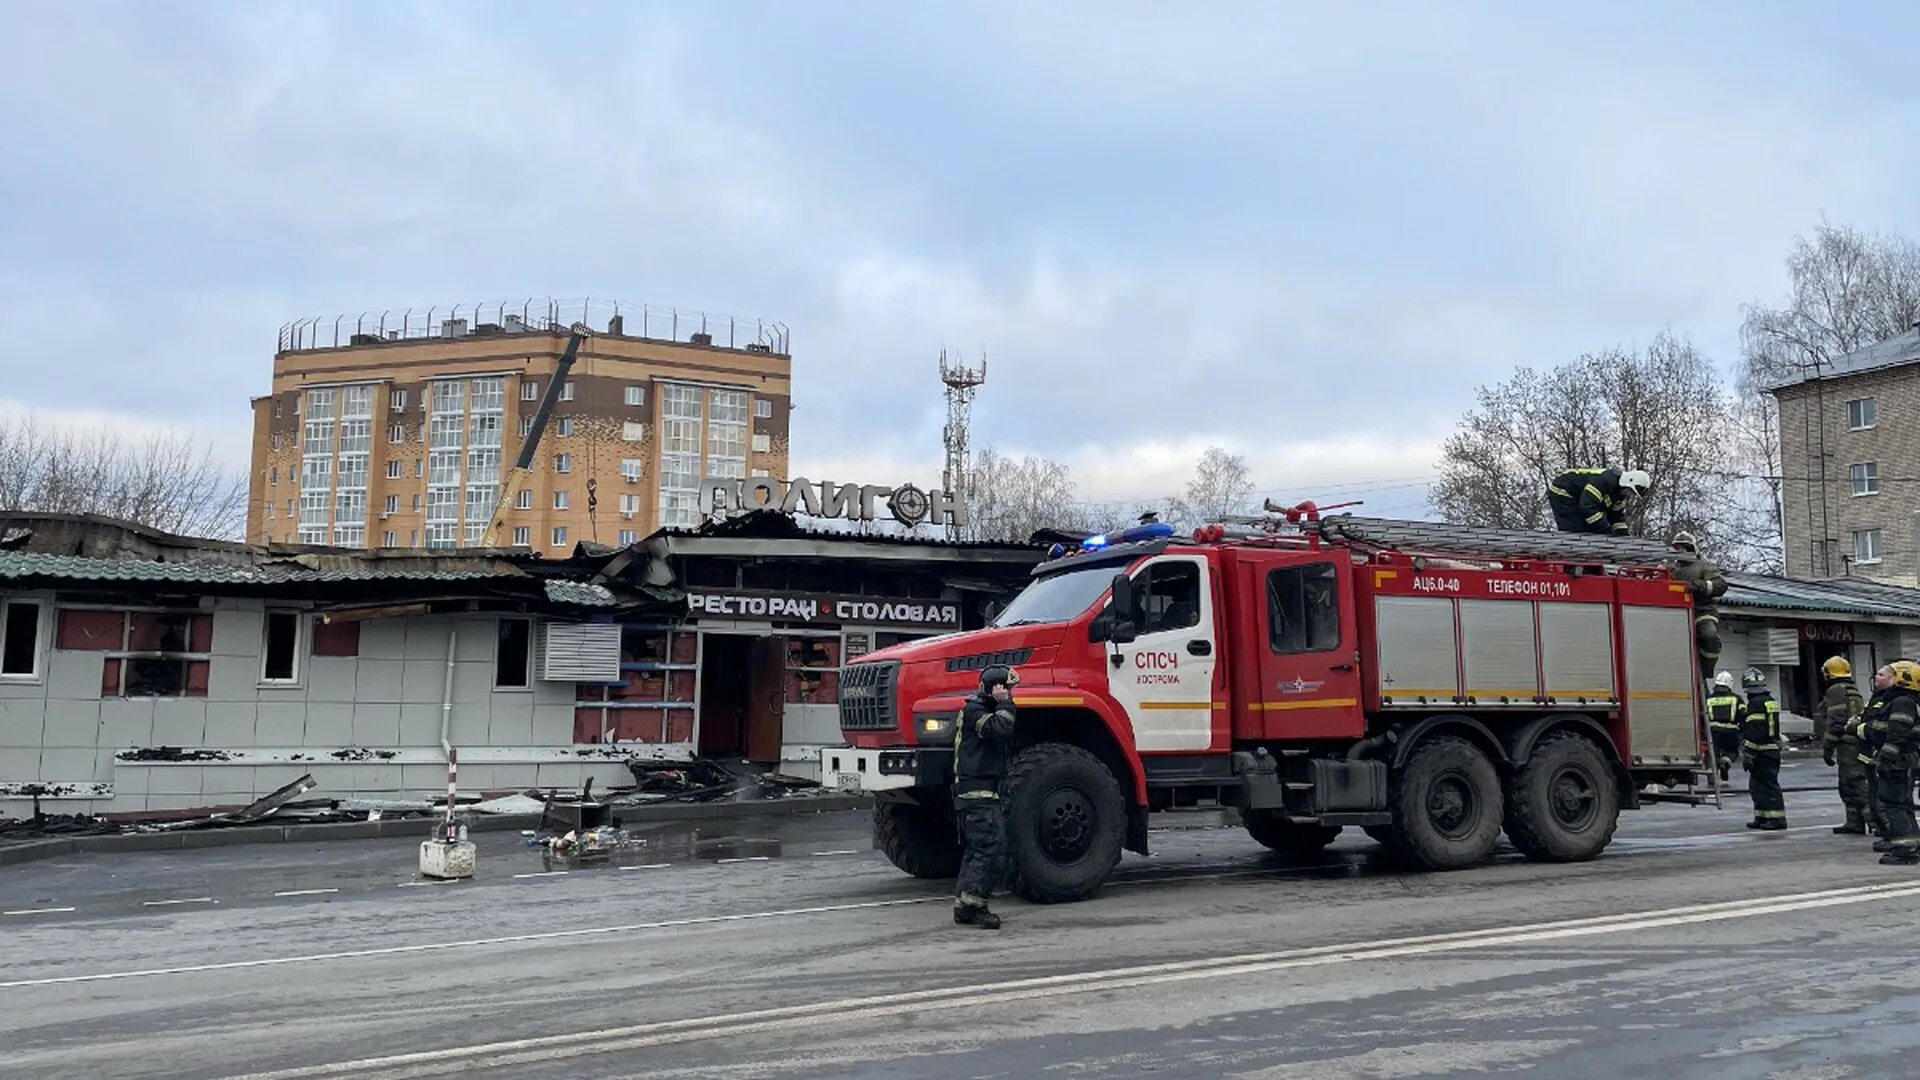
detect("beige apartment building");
top-left (248, 301), bottom-right (792, 550)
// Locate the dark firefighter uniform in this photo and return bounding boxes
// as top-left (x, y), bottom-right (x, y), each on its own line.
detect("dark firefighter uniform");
top-left (1705, 680), bottom-right (1744, 783)
top-left (1855, 687), bottom-right (1895, 847)
top-left (1741, 671), bottom-right (1787, 829)
top-left (1819, 658), bottom-right (1869, 834)
top-left (952, 665), bottom-right (1020, 929)
top-left (1548, 467), bottom-right (1632, 536)
top-left (1871, 662), bottom-right (1920, 865)
top-left (1669, 536), bottom-right (1726, 678)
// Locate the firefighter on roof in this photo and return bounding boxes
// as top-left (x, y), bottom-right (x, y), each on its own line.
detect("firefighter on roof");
top-left (1705, 671), bottom-right (1743, 783)
top-left (1546, 466), bottom-right (1649, 536)
top-left (1819, 655), bottom-right (1870, 835)
top-left (1668, 532), bottom-right (1726, 678)
top-left (952, 665), bottom-right (1020, 929)
top-left (1869, 661), bottom-right (1920, 865)
top-left (1740, 667), bottom-right (1787, 830)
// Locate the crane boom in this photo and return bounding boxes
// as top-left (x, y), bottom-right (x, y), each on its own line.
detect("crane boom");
top-left (481, 323), bottom-right (591, 548)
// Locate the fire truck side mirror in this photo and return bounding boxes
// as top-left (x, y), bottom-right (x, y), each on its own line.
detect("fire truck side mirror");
top-left (1106, 573), bottom-right (1139, 645)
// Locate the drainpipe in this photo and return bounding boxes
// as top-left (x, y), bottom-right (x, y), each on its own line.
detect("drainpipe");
top-left (440, 629), bottom-right (458, 829)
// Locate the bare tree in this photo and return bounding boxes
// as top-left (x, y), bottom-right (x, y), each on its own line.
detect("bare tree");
top-left (1431, 333), bottom-right (1763, 568)
top-left (0, 415), bottom-right (247, 538)
top-left (1737, 223), bottom-right (1920, 567)
top-left (1165, 446), bottom-right (1254, 528)
top-left (966, 446), bottom-right (1085, 542)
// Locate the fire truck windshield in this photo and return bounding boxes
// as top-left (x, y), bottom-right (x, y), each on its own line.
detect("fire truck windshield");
top-left (989, 565), bottom-right (1116, 628)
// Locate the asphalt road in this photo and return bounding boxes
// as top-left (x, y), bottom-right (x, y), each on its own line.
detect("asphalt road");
top-left (5, 758), bottom-right (1920, 1079)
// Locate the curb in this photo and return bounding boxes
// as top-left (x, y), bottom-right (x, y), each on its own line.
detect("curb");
top-left (0, 795), bottom-right (872, 868)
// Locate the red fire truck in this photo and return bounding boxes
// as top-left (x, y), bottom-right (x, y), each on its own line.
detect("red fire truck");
top-left (822, 509), bottom-right (1711, 903)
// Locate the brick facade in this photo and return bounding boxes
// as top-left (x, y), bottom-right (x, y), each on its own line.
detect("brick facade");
top-left (1776, 362), bottom-right (1920, 584)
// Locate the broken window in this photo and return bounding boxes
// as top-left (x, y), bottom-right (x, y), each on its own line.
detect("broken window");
top-left (496, 618), bottom-right (532, 688)
top-left (59, 608), bottom-right (212, 698)
top-left (1, 599), bottom-right (43, 678)
top-left (262, 610), bottom-right (301, 682)
top-left (785, 636), bottom-right (841, 705)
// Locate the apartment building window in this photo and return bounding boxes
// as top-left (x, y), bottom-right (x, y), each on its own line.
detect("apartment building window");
top-left (617, 529), bottom-right (638, 546)
top-left (515, 489), bottom-right (533, 510)
top-left (465, 377), bottom-right (505, 545)
top-left (425, 379), bottom-right (465, 549)
top-left (1854, 528), bottom-right (1883, 565)
top-left (274, 399), bottom-right (284, 420)
top-left (1848, 397), bottom-right (1877, 431)
top-left (752, 433), bottom-right (772, 453)
top-left (619, 494), bottom-right (642, 515)
top-left (557, 417), bottom-right (575, 437)
top-left (298, 387), bottom-right (338, 544)
top-left (625, 385), bottom-right (646, 407)
top-left (622, 421), bottom-right (646, 443)
top-left (554, 490), bottom-right (570, 510)
top-left (386, 460), bottom-right (402, 479)
top-left (560, 381), bottom-right (576, 402)
top-left (266, 503), bottom-right (275, 519)
top-left (412, 493), bottom-right (422, 511)
top-left (414, 459), bottom-right (423, 478)
top-left (752, 468), bottom-right (771, 478)
top-left (755, 398), bottom-right (772, 419)
top-left (708, 389), bottom-right (748, 481)
top-left (512, 526), bottom-right (531, 547)
top-left (382, 530), bottom-right (397, 547)
top-left (388, 423), bottom-right (404, 444)
top-left (521, 381), bottom-right (539, 401)
top-left (0, 599), bottom-right (45, 680)
top-left (287, 499), bottom-right (295, 518)
top-left (1851, 462), bottom-right (1880, 497)
top-left (659, 384), bottom-right (704, 527)
top-left (519, 416), bottom-right (534, 437)
top-left (383, 494), bottom-right (400, 515)
top-left (271, 432), bottom-right (284, 452)
top-left (551, 526), bottom-right (569, 547)
top-left (555, 453), bottom-right (573, 474)
top-left (390, 389), bottom-right (407, 412)
top-left (620, 458), bottom-right (644, 481)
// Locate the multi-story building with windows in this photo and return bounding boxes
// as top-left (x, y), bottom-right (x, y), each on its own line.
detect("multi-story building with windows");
top-left (249, 300), bottom-right (792, 549)
top-left (1770, 323), bottom-right (1920, 584)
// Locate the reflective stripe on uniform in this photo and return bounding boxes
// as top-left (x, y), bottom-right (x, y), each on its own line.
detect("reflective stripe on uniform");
top-left (956, 790), bottom-right (999, 800)
top-left (1742, 741), bottom-right (1781, 753)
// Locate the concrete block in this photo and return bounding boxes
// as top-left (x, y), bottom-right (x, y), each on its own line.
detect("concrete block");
top-left (533, 704), bottom-right (576, 747)
top-left (98, 699), bottom-right (155, 749)
top-left (254, 702), bottom-right (306, 746)
top-left (352, 704), bottom-right (401, 746)
top-left (398, 703), bottom-right (443, 747)
top-left (148, 767), bottom-right (204, 796)
top-left (453, 620), bottom-right (498, 662)
top-left (452, 661), bottom-right (497, 706)
top-left (46, 650), bottom-right (104, 702)
top-left (448, 704), bottom-right (489, 746)
top-left (203, 702), bottom-right (258, 747)
top-left (419, 838), bottom-right (476, 879)
top-left (403, 618), bottom-right (453, 660)
top-left (402, 660), bottom-right (446, 703)
top-left (308, 657), bottom-right (359, 703)
top-left (355, 660), bottom-right (406, 704)
top-left (151, 699), bottom-right (208, 747)
top-left (489, 700), bottom-right (534, 745)
top-left (211, 607), bottom-right (264, 657)
top-left (0, 699), bottom-right (44, 748)
top-left (304, 703), bottom-right (355, 747)
top-left (208, 656), bottom-right (262, 702)
top-left (111, 763), bottom-right (150, 796)
top-left (0, 746), bottom-right (42, 780)
top-left (41, 699), bottom-right (100, 749)
top-left (492, 764), bottom-right (538, 789)
top-left (354, 763), bottom-right (404, 794)
top-left (356, 618), bottom-right (407, 659)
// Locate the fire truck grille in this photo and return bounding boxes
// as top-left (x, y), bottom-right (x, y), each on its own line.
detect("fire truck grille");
top-left (838, 660), bottom-right (901, 731)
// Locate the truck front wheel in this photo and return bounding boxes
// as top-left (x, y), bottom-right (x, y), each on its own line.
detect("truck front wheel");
top-left (1389, 734), bottom-right (1504, 871)
top-left (873, 797), bottom-right (962, 879)
top-left (1004, 742), bottom-right (1126, 904)
top-left (1241, 810), bottom-right (1342, 857)
top-left (1503, 732), bottom-right (1620, 862)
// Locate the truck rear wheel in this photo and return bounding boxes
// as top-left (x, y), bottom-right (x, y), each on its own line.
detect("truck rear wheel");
top-left (1004, 742), bottom-right (1126, 904)
top-left (873, 798), bottom-right (962, 879)
top-left (1389, 734), bottom-right (1503, 871)
top-left (1240, 810), bottom-right (1342, 857)
top-left (1503, 732), bottom-right (1620, 862)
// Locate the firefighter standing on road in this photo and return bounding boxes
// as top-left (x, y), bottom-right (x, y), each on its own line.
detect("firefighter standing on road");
top-left (1547, 466), bottom-right (1650, 536)
top-left (1705, 671), bottom-right (1744, 783)
top-left (1668, 533), bottom-right (1726, 677)
top-left (1741, 667), bottom-right (1787, 830)
top-left (1819, 656), bottom-right (1870, 835)
top-left (952, 665), bottom-right (1020, 930)
top-left (1869, 661), bottom-right (1920, 865)
top-left (1856, 665), bottom-right (1897, 849)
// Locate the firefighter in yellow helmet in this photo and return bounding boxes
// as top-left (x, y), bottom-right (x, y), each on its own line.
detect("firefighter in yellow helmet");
top-left (1819, 655), bottom-right (1870, 834)
top-left (1872, 660), bottom-right (1920, 865)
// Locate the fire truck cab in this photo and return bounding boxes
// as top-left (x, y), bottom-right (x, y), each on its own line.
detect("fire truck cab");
top-left (823, 513), bottom-right (1708, 903)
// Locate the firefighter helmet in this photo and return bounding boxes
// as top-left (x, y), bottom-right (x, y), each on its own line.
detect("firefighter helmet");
top-left (1742, 667), bottom-right (1768, 689)
top-left (1671, 531), bottom-right (1697, 553)
top-left (1713, 671), bottom-right (1735, 691)
top-left (1891, 660), bottom-right (1920, 693)
top-left (979, 665), bottom-right (1021, 693)
top-left (1619, 469), bottom-right (1652, 496)
top-left (1822, 656), bottom-right (1853, 681)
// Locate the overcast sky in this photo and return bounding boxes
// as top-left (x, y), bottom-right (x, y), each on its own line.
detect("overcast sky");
top-left (4, 2), bottom-right (1919, 519)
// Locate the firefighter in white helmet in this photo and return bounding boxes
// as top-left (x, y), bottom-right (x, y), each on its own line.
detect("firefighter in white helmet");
top-left (1704, 671), bottom-right (1743, 783)
top-left (1547, 467), bottom-right (1650, 536)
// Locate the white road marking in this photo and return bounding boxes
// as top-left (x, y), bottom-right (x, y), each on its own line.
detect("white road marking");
top-left (396, 880), bottom-right (458, 888)
top-left (716, 856), bottom-right (771, 864)
top-left (140, 898), bottom-right (215, 907)
top-left (0, 897), bottom-right (941, 990)
top-left (619, 864), bottom-right (672, 871)
top-left (811, 850), bottom-right (860, 857)
top-left (272, 889), bottom-right (340, 899)
top-left (2, 907), bottom-right (76, 917)
top-left (511, 871), bottom-right (569, 879)
top-left (220, 881), bottom-right (1920, 1079)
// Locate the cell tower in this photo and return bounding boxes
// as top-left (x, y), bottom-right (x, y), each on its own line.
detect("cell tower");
top-left (940, 349), bottom-right (987, 530)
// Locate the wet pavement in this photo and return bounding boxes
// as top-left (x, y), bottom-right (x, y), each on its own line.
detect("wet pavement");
top-left (4, 758), bottom-right (1919, 1078)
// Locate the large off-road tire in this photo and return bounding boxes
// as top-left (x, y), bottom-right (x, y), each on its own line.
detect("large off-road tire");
top-left (1240, 809), bottom-right (1342, 857)
top-left (1503, 732), bottom-right (1620, 862)
top-left (873, 798), bottom-right (962, 879)
top-left (1003, 742), bottom-right (1127, 904)
top-left (1389, 734), bottom-right (1504, 871)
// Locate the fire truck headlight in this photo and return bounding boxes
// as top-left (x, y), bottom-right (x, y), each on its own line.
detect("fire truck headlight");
top-left (915, 714), bottom-right (956, 746)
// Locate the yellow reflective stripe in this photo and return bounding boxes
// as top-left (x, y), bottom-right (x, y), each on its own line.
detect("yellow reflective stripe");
top-left (1256, 698), bottom-right (1361, 711)
top-left (1547, 484), bottom-right (1571, 498)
